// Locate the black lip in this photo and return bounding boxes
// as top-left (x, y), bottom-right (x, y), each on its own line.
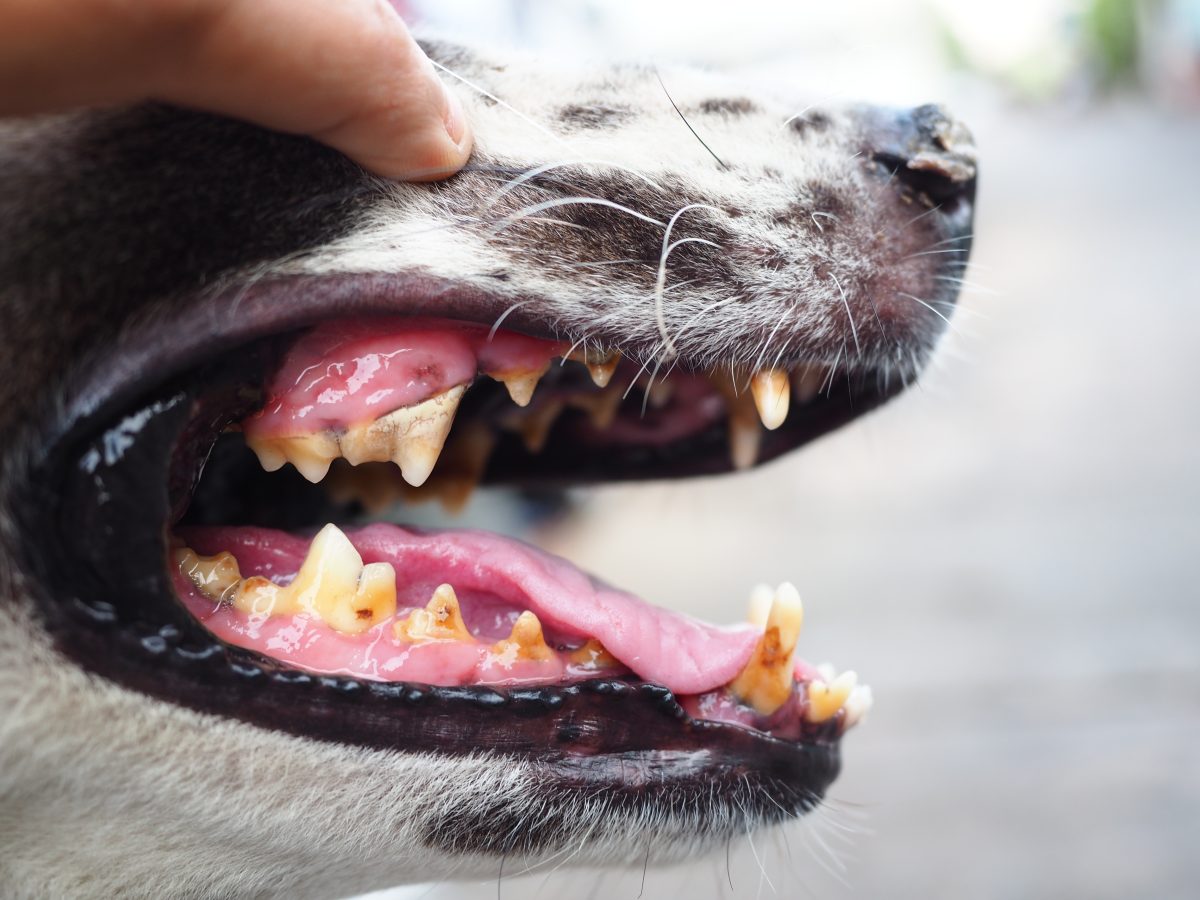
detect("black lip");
top-left (12, 294), bottom-right (850, 814)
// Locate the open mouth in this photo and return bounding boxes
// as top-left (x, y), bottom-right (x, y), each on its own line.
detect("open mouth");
top-left (18, 278), bottom-right (907, 822)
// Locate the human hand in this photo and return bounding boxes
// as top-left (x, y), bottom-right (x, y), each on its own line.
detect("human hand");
top-left (0, 0), bottom-right (472, 181)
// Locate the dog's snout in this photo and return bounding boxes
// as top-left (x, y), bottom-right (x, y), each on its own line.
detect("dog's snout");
top-left (866, 103), bottom-right (977, 209)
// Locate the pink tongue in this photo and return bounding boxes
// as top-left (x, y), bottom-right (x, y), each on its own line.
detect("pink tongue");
top-left (178, 523), bottom-right (761, 695)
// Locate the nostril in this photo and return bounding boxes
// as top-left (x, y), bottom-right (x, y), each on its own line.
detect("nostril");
top-left (868, 103), bottom-right (977, 210)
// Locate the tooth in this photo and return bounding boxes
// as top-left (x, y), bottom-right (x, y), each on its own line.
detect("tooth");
top-left (794, 365), bottom-right (825, 403)
top-left (568, 638), bottom-right (619, 670)
top-left (235, 576), bottom-right (291, 617)
top-left (805, 670), bottom-right (858, 723)
top-left (506, 399), bottom-right (563, 454)
top-left (587, 354), bottom-right (620, 388)
top-left (746, 583), bottom-right (774, 628)
top-left (729, 413), bottom-right (762, 470)
top-left (285, 523), bottom-right (367, 619)
top-left (708, 371), bottom-right (763, 470)
top-left (174, 548), bottom-right (243, 604)
top-left (750, 369), bottom-right (790, 430)
top-left (276, 433), bottom-right (340, 483)
top-left (426, 422), bottom-right (495, 514)
top-left (323, 462), bottom-right (406, 514)
top-left (492, 611), bottom-right (554, 663)
top-left (842, 684), bottom-right (873, 730)
top-left (567, 385), bottom-right (622, 430)
top-left (489, 359), bottom-right (551, 408)
top-left (729, 582), bottom-right (804, 716)
top-left (394, 583), bottom-right (475, 643)
top-left (319, 561), bottom-right (397, 635)
top-left (245, 438), bottom-right (287, 473)
top-left (646, 379), bottom-right (674, 410)
top-left (337, 386), bottom-right (466, 486)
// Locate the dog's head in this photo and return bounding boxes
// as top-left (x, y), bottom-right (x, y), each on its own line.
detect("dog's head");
top-left (0, 41), bottom-right (974, 898)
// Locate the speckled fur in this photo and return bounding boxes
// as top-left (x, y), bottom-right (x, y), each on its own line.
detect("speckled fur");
top-left (0, 39), bottom-right (970, 898)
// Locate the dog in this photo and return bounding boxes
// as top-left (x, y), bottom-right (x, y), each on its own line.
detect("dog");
top-left (0, 39), bottom-right (975, 898)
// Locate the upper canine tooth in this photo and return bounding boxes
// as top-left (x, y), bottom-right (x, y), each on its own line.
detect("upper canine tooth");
top-left (490, 362), bottom-right (550, 408)
top-left (750, 369), bottom-right (790, 430)
top-left (394, 583), bottom-right (475, 643)
top-left (806, 670), bottom-right (858, 723)
top-left (729, 582), bottom-right (804, 716)
top-left (492, 611), bottom-right (555, 663)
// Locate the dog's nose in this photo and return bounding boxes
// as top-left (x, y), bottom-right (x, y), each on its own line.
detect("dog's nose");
top-left (866, 104), bottom-right (977, 209)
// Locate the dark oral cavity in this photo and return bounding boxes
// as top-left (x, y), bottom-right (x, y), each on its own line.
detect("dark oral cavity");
top-left (170, 316), bottom-right (872, 739)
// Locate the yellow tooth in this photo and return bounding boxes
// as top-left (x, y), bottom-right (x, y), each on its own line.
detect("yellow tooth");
top-left (317, 561), bottom-right (397, 635)
top-left (646, 379), bottom-right (674, 410)
top-left (746, 583), bottom-right (775, 628)
top-left (805, 670), bottom-right (858, 723)
top-left (491, 611), bottom-right (555, 663)
top-left (235, 576), bottom-right (294, 618)
top-left (504, 399), bottom-right (563, 454)
top-left (842, 684), bottom-right (873, 730)
top-left (267, 433), bottom-right (340, 483)
top-left (244, 437), bottom-right (288, 473)
top-left (286, 523), bottom-right (367, 615)
top-left (709, 371), bottom-right (763, 470)
top-left (567, 385), bottom-right (622, 430)
top-left (729, 583), bottom-right (804, 716)
top-left (174, 548), bottom-right (243, 604)
top-left (323, 462), bottom-right (406, 514)
top-left (490, 361), bottom-right (550, 408)
top-left (729, 414), bottom-right (762, 471)
top-left (425, 422), bottom-right (496, 514)
top-left (343, 385), bottom-right (464, 487)
top-left (394, 583), bottom-right (475, 643)
top-left (750, 369), bottom-right (790, 430)
top-left (587, 353), bottom-right (621, 388)
top-left (567, 638), bottom-right (620, 670)
top-left (793, 365), bottom-right (825, 403)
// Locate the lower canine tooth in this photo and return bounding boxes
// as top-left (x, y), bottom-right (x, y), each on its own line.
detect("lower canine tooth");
top-left (729, 583), bottom-right (804, 716)
top-left (394, 583), bottom-right (474, 643)
top-left (750, 369), bottom-right (790, 430)
top-left (806, 670), bottom-right (858, 723)
top-left (492, 611), bottom-right (554, 663)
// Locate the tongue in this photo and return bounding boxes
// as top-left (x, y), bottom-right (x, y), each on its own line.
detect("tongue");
top-left (178, 523), bottom-right (762, 695)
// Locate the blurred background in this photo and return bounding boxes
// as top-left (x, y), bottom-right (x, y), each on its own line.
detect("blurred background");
top-left (371, 1), bottom-right (1200, 897)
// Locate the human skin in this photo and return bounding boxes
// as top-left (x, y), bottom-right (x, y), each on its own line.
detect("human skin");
top-left (0, 0), bottom-right (472, 181)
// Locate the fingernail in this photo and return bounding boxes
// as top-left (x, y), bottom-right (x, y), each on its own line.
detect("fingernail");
top-left (441, 81), bottom-right (467, 146)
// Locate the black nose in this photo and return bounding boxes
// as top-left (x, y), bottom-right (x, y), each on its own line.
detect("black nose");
top-left (866, 104), bottom-right (977, 210)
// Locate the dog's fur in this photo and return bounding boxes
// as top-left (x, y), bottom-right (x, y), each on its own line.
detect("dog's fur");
top-left (0, 40), bottom-right (972, 898)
